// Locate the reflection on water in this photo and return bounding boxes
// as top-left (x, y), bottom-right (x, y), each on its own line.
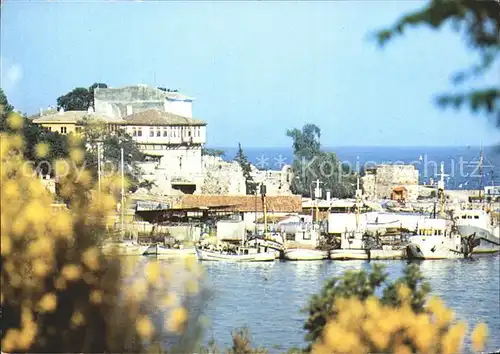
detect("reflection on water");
top-left (197, 256), bottom-right (500, 352)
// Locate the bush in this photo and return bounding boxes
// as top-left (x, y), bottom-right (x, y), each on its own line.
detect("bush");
top-left (304, 264), bottom-right (488, 354)
top-left (1, 117), bottom-right (205, 353)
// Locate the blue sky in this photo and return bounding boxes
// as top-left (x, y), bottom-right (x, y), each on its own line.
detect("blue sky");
top-left (1, 0), bottom-right (498, 147)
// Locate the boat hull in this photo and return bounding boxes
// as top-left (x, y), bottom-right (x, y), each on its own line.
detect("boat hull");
top-left (406, 235), bottom-right (464, 260)
top-left (456, 225), bottom-right (500, 254)
top-left (144, 245), bottom-right (196, 258)
top-left (100, 243), bottom-right (149, 256)
top-left (330, 249), bottom-right (369, 260)
top-left (369, 249), bottom-right (405, 260)
top-left (195, 248), bottom-right (276, 262)
top-left (284, 249), bottom-right (328, 261)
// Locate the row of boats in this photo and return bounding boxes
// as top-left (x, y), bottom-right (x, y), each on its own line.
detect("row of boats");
top-left (101, 168), bottom-right (500, 261)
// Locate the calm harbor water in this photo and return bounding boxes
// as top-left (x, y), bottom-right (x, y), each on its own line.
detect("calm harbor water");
top-left (197, 254), bottom-right (500, 353)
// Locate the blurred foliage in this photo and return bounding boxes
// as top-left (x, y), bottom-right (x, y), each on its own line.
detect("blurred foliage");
top-left (1, 90), bottom-right (69, 174)
top-left (304, 263), bottom-right (488, 354)
top-left (202, 147), bottom-right (226, 158)
top-left (80, 117), bottom-right (145, 192)
top-left (375, 0), bottom-right (499, 119)
top-left (287, 124), bottom-right (356, 198)
top-left (0, 116), bottom-right (205, 353)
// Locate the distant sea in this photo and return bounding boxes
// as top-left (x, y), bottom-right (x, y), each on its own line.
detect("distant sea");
top-left (212, 146), bottom-right (500, 191)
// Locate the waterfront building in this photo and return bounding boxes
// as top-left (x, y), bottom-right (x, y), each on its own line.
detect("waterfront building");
top-left (362, 164), bottom-right (419, 202)
top-left (32, 107), bottom-right (123, 135)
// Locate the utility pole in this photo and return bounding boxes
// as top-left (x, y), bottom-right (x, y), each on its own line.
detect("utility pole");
top-left (478, 145), bottom-right (484, 201)
top-left (121, 147), bottom-right (125, 238)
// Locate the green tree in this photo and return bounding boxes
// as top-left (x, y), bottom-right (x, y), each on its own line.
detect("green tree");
top-left (303, 263), bottom-right (431, 352)
top-left (375, 0), bottom-right (499, 118)
top-left (234, 143), bottom-right (257, 195)
top-left (80, 118), bottom-right (144, 190)
top-left (202, 147), bottom-right (225, 158)
top-left (0, 88), bottom-right (15, 131)
top-left (57, 82), bottom-right (108, 111)
top-left (287, 124), bottom-right (355, 198)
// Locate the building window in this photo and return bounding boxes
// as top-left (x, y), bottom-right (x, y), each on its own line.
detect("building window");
top-left (60, 127), bottom-right (67, 134)
top-left (163, 128), bottom-right (168, 137)
top-left (138, 128), bottom-right (142, 137)
top-left (188, 129), bottom-right (192, 137)
top-left (150, 129), bottom-right (154, 137)
top-left (133, 128), bottom-right (137, 137)
top-left (157, 128), bottom-right (161, 137)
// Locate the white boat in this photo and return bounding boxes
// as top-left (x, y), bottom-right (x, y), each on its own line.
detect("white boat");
top-left (195, 247), bottom-right (276, 262)
top-left (454, 207), bottom-right (500, 254)
top-left (100, 241), bottom-right (149, 256)
top-left (406, 218), bottom-right (472, 260)
top-left (284, 248), bottom-right (328, 261)
top-left (143, 244), bottom-right (196, 258)
top-left (330, 248), bottom-right (368, 260)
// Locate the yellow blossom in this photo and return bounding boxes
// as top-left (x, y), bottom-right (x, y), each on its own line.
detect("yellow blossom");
top-left (32, 259), bottom-right (52, 277)
top-left (441, 321), bottom-right (467, 354)
top-left (2, 328), bottom-right (20, 352)
top-left (136, 315), bottom-right (155, 339)
top-left (145, 261), bottom-right (161, 284)
top-left (62, 264), bottom-right (82, 281)
top-left (166, 307), bottom-right (188, 333)
top-left (90, 290), bottom-right (103, 304)
top-left (1, 234), bottom-right (12, 255)
top-left (35, 142), bottom-right (50, 158)
top-left (471, 322), bottom-right (488, 352)
top-left (7, 112), bottom-right (23, 130)
top-left (70, 148), bottom-right (85, 163)
top-left (71, 311), bottom-right (85, 327)
top-left (51, 211), bottom-right (73, 238)
top-left (38, 293), bottom-right (57, 312)
top-left (82, 247), bottom-right (100, 271)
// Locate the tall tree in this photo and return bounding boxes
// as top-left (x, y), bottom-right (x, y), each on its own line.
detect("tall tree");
top-left (287, 124), bottom-right (355, 198)
top-left (234, 143), bottom-right (257, 195)
top-left (375, 0), bottom-right (499, 119)
top-left (286, 124), bottom-right (321, 159)
top-left (57, 82), bottom-right (108, 111)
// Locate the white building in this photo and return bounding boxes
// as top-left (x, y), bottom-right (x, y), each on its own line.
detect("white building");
top-left (123, 109), bottom-right (207, 195)
top-left (94, 85), bottom-right (194, 119)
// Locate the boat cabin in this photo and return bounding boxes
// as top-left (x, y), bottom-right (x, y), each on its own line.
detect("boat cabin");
top-left (416, 219), bottom-right (451, 237)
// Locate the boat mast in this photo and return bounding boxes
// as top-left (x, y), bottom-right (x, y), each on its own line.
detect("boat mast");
top-left (478, 145), bottom-right (484, 201)
top-left (355, 175), bottom-right (361, 230)
top-left (437, 161), bottom-right (447, 217)
top-left (261, 183), bottom-right (267, 241)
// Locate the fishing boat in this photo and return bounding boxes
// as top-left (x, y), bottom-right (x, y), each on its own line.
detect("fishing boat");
top-left (195, 245), bottom-right (276, 262)
top-left (406, 218), bottom-right (474, 259)
top-left (284, 248), bottom-right (328, 261)
top-left (454, 207), bottom-right (500, 253)
top-left (143, 243), bottom-right (196, 258)
top-left (100, 240), bottom-right (149, 256)
top-left (406, 164), bottom-right (478, 260)
top-left (329, 177), bottom-right (371, 260)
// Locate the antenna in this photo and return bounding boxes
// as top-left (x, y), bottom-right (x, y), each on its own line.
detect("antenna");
top-left (479, 144), bottom-right (484, 200)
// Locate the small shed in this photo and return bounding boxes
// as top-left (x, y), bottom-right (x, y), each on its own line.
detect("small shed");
top-left (391, 186), bottom-right (408, 201)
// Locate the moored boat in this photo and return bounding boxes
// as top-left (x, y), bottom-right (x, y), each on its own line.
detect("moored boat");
top-left (405, 218), bottom-right (474, 260)
top-left (284, 248), bottom-right (328, 261)
top-left (143, 244), bottom-right (196, 258)
top-left (330, 248), bottom-right (369, 260)
top-left (195, 246), bottom-right (276, 262)
top-left (100, 240), bottom-right (149, 256)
